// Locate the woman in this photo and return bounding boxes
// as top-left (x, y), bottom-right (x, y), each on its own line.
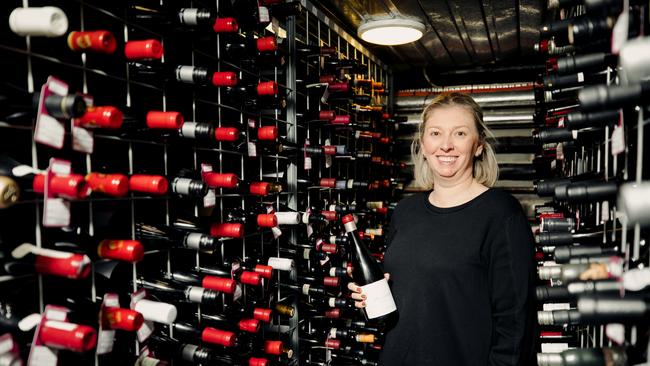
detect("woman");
top-left (349, 92), bottom-right (536, 365)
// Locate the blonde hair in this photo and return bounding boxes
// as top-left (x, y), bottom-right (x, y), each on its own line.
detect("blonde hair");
top-left (411, 92), bottom-right (499, 189)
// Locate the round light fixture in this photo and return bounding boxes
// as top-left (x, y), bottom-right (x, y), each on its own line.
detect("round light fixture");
top-left (358, 18), bottom-right (425, 46)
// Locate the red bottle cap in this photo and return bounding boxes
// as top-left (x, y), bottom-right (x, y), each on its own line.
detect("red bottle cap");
top-left (202, 327), bottom-right (236, 347)
top-left (319, 75), bottom-right (335, 83)
top-left (124, 39), bottom-right (163, 60)
top-left (212, 71), bottom-right (238, 87)
top-left (535, 251), bottom-right (545, 261)
top-left (325, 308), bottom-right (340, 318)
top-left (238, 319), bottom-right (260, 333)
top-left (76, 106), bottom-right (124, 129)
top-left (380, 137), bottom-right (391, 144)
top-left (263, 340), bottom-right (283, 355)
top-left (256, 213), bottom-right (277, 228)
top-left (214, 127), bottom-right (240, 142)
top-left (202, 276), bottom-right (236, 294)
top-left (102, 307), bottom-right (144, 332)
top-left (40, 320), bottom-right (97, 352)
top-left (254, 264), bottom-right (273, 280)
top-left (341, 214), bottom-right (355, 224)
top-left (253, 308), bottom-right (272, 323)
top-left (358, 231), bottom-right (365, 239)
top-left (97, 239), bottom-right (144, 263)
top-left (213, 17), bottom-right (238, 33)
top-left (240, 271), bottom-right (262, 286)
top-left (249, 357), bottom-right (269, 366)
top-left (256, 36), bottom-right (277, 52)
top-left (328, 82), bottom-right (349, 93)
top-left (34, 253), bottom-right (91, 279)
top-left (375, 207), bottom-right (388, 215)
top-left (322, 146), bottom-right (337, 155)
top-left (249, 182), bottom-right (270, 196)
top-left (381, 179), bottom-right (390, 188)
top-left (319, 243), bottom-right (338, 254)
top-left (210, 223), bottom-right (243, 238)
top-left (319, 110), bottom-right (336, 120)
top-left (319, 178), bottom-right (336, 188)
top-left (321, 210), bottom-right (338, 221)
top-left (85, 173), bottom-right (129, 197)
top-left (129, 175), bottom-right (168, 195)
top-left (323, 276), bottom-right (340, 287)
top-left (203, 172), bottom-right (239, 189)
top-left (257, 126), bottom-right (277, 141)
top-left (146, 111), bottom-right (184, 129)
top-left (33, 174), bottom-right (91, 200)
top-left (382, 113), bottom-right (391, 120)
top-left (256, 81), bottom-right (278, 96)
top-left (325, 338), bottom-right (341, 349)
top-left (331, 115), bottom-right (350, 125)
top-left (538, 39), bottom-right (549, 53)
top-left (67, 30), bottom-right (117, 54)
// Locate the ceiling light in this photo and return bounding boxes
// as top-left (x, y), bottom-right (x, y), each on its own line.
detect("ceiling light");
top-left (358, 17), bottom-right (425, 46)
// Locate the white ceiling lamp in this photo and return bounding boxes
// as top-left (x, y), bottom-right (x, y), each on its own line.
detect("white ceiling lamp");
top-left (358, 16), bottom-right (425, 46)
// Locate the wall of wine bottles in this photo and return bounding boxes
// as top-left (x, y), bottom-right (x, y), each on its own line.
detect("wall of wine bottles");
top-left (533, 1), bottom-right (650, 365)
top-left (0, 1), bottom-right (400, 365)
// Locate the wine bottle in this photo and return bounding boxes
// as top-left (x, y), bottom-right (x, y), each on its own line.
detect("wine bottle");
top-left (146, 333), bottom-right (220, 364)
top-left (61, 295), bottom-right (144, 332)
top-left (171, 322), bottom-right (238, 348)
top-left (537, 256), bottom-right (622, 282)
top-left (5, 243), bottom-right (91, 280)
top-left (578, 80), bottom-right (650, 112)
top-left (136, 222), bottom-right (220, 251)
top-left (46, 228), bottom-right (144, 263)
top-left (135, 277), bottom-right (220, 306)
top-left (128, 5), bottom-right (236, 34)
top-left (196, 265), bottom-right (263, 287)
top-left (67, 30), bottom-right (117, 54)
top-left (537, 346), bottom-right (642, 366)
top-left (536, 280), bottom-right (622, 302)
top-left (0, 85), bottom-right (87, 124)
top-left (161, 270), bottom-right (237, 295)
top-left (129, 63), bottom-right (239, 88)
top-left (564, 109), bottom-right (619, 130)
top-left (553, 181), bottom-right (618, 203)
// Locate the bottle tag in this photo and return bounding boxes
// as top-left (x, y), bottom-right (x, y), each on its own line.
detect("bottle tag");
top-left (0, 334), bottom-right (15, 355)
top-left (576, 72), bottom-right (584, 83)
top-left (611, 9), bottom-right (629, 54)
top-left (203, 189), bottom-right (216, 208)
top-left (601, 200), bottom-right (610, 222)
top-left (324, 139), bottom-right (332, 168)
top-left (623, 267), bottom-right (650, 291)
top-left (247, 142), bottom-right (257, 157)
top-left (43, 158), bottom-right (72, 227)
top-left (247, 118), bottom-right (257, 128)
top-left (320, 84), bottom-right (330, 104)
top-left (271, 226), bottom-right (282, 238)
top-left (611, 124), bottom-right (625, 155)
top-left (271, 17), bottom-right (280, 35)
top-left (360, 278), bottom-right (397, 319)
top-left (28, 346), bottom-right (57, 366)
top-left (258, 6), bottom-right (270, 23)
top-left (233, 284), bottom-right (243, 302)
top-left (34, 77), bottom-right (68, 149)
top-left (605, 323), bottom-right (626, 345)
top-left (72, 124), bottom-right (94, 153)
top-left (96, 329), bottom-right (115, 355)
top-left (136, 321), bottom-right (154, 343)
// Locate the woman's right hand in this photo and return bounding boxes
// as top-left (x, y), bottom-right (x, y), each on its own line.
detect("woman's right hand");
top-left (347, 273), bottom-right (390, 309)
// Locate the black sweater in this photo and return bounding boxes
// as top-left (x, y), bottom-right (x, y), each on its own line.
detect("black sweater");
top-left (379, 189), bottom-right (536, 366)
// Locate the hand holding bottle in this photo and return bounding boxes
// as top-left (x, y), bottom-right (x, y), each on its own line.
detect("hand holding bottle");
top-left (347, 273), bottom-right (390, 309)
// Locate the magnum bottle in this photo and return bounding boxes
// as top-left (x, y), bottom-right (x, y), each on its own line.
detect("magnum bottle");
top-left (342, 214), bottom-right (397, 321)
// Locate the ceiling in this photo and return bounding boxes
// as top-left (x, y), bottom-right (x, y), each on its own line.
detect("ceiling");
top-left (318, 0), bottom-right (548, 89)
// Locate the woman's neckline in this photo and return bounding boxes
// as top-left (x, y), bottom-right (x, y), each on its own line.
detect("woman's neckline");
top-left (422, 187), bottom-right (494, 214)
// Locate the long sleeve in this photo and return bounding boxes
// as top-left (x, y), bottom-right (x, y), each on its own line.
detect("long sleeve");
top-left (488, 211), bottom-right (537, 366)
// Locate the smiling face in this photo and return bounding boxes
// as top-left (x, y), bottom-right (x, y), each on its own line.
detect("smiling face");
top-left (420, 105), bottom-right (484, 184)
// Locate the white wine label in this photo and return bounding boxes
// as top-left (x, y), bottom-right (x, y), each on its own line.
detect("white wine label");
top-left (302, 284), bottom-right (310, 295)
top-left (180, 122), bottom-right (198, 138)
top-left (0, 335), bottom-right (14, 354)
top-left (184, 233), bottom-right (204, 250)
top-left (186, 286), bottom-right (205, 303)
top-left (267, 257), bottom-right (294, 271)
top-left (329, 235), bottom-right (338, 244)
top-left (329, 268), bottom-right (337, 276)
top-left (179, 8), bottom-right (199, 26)
top-left (172, 178), bottom-right (193, 195)
top-left (361, 278), bottom-right (397, 319)
top-left (302, 249), bottom-right (312, 260)
top-left (611, 125), bottom-right (625, 156)
top-left (247, 142), bottom-right (257, 157)
top-left (136, 320), bottom-right (153, 343)
top-left (304, 156), bottom-right (312, 170)
top-left (181, 345), bottom-right (199, 362)
top-left (35, 114), bottom-right (65, 149)
top-left (176, 66), bottom-right (196, 83)
top-left (577, 72), bottom-right (584, 83)
top-left (271, 226), bottom-right (282, 238)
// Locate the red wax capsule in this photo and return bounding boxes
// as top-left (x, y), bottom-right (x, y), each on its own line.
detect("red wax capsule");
top-left (321, 210), bottom-right (338, 221)
top-left (322, 146), bottom-right (337, 155)
top-left (331, 115), bottom-right (350, 125)
top-left (263, 340), bottom-right (283, 355)
top-left (256, 36), bottom-right (277, 52)
top-left (375, 207), bottom-right (389, 215)
top-left (325, 308), bottom-right (340, 318)
top-left (103, 307), bottom-right (144, 332)
top-left (34, 253), bottom-right (91, 279)
top-left (341, 214), bottom-right (355, 224)
top-left (319, 75), bottom-right (335, 83)
top-left (256, 214), bottom-right (277, 228)
top-left (67, 30), bottom-right (117, 54)
top-left (319, 178), bottom-right (336, 188)
top-left (257, 81), bottom-right (278, 96)
top-left (382, 113), bottom-right (391, 120)
top-left (202, 276), bottom-right (236, 294)
top-left (97, 239), bottom-right (144, 263)
top-left (254, 264), bottom-right (273, 280)
top-left (319, 243), bottom-right (338, 254)
top-left (124, 39), bottom-right (163, 60)
top-left (253, 308), bottom-right (272, 323)
top-left (214, 127), bottom-right (240, 142)
top-left (210, 223), bottom-right (243, 239)
top-left (249, 182), bottom-right (270, 196)
top-left (238, 319), bottom-right (260, 333)
top-left (240, 271), bottom-right (262, 286)
top-left (85, 173), bottom-right (129, 197)
top-left (249, 358), bottom-right (269, 366)
top-left (76, 106), bottom-right (124, 129)
top-left (325, 338), bottom-right (341, 349)
top-left (213, 17), bottom-right (238, 33)
top-left (212, 71), bottom-right (238, 87)
top-left (319, 110), bottom-right (336, 120)
top-left (323, 276), bottom-right (340, 287)
top-left (203, 172), bottom-right (239, 189)
top-left (129, 175), bottom-right (168, 195)
top-left (40, 320), bottom-right (97, 352)
top-left (379, 137), bottom-right (391, 144)
top-left (202, 327), bottom-right (236, 347)
top-left (33, 174), bottom-right (91, 199)
top-left (146, 111), bottom-right (184, 129)
top-left (257, 126), bottom-right (277, 141)
top-left (328, 82), bottom-right (349, 93)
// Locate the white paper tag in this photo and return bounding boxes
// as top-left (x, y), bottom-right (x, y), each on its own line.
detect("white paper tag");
top-left (611, 125), bottom-right (625, 155)
top-left (611, 10), bottom-right (629, 54)
top-left (606, 323), bottom-right (626, 345)
top-left (72, 125), bottom-right (94, 153)
top-left (360, 279), bottom-right (397, 319)
top-left (0, 334), bottom-right (14, 354)
top-left (601, 200), bottom-right (610, 222)
top-left (203, 189), bottom-right (216, 208)
top-left (43, 198), bottom-right (70, 227)
top-left (320, 85), bottom-right (330, 104)
top-left (271, 226), bottom-right (282, 238)
top-left (271, 17), bottom-right (280, 34)
top-left (247, 142), bottom-right (257, 157)
top-left (96, 329), bottom-right (115, 355)
top-left (304, 156), bottom-right (312, 170)
top-left (28, 345), bottom-right (58, 366)
top-left (324, 138), bottom-right (332, 168)
top-left (137, 321), bottom-right (154, 343)
top-left (258, 6), bottom-right (270, 23)
top-left (540, 343), bottom-right (569, 353)
top-left (233, 284), bottom-right (243, 302)
top-left (35, 114), bottom-right (65, 149)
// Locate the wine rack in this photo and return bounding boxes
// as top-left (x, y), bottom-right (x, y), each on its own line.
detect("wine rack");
top-left (0, 0), bottom-right (397, 365)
